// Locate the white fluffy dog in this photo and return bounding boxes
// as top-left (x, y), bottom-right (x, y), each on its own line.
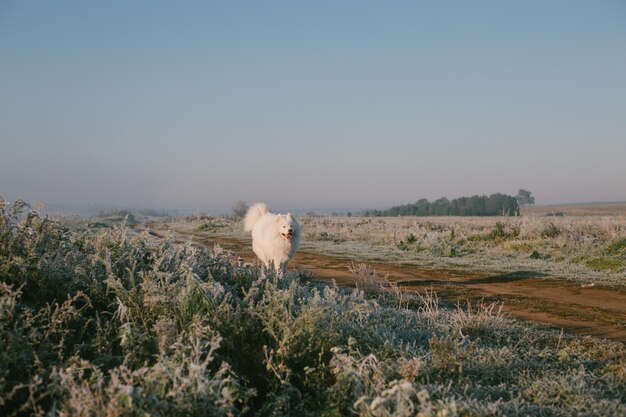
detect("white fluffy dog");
top-left (243, 203), bottom-right (301, 275)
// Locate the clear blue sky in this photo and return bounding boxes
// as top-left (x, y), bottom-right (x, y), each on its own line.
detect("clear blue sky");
top-left (1, 1), bottom-right (625, 212)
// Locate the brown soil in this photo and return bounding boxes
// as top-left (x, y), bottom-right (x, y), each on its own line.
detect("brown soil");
top-left (149, 223), bottom-right (626, 343)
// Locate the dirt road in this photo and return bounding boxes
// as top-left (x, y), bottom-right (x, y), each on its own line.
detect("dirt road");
top-left (152, 224), bottom-right (626, 343)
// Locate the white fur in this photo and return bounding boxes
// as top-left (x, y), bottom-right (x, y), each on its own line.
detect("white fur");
top-left (243, 202), bottom-right (301, 275)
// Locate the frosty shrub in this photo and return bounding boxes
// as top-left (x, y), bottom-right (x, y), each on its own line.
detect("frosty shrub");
top-left (1, 201), bottom-right (625, 416)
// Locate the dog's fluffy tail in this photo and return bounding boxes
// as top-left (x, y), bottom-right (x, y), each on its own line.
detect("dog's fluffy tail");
top-left (244, 202), bottom-right (268, 232)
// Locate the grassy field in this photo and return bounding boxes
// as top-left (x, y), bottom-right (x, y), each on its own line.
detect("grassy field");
top-left (1, 202), bottom-right (625, 416)
top-left (188, 210), bottom-right (626, 289)
top-left (522, 202), bottom-right (626, 217)
top-left (304, 214), bottom-right (626, 288)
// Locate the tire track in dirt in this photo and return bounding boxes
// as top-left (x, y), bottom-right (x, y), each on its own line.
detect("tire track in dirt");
top-left (149, 223), bottom-right (626, 343)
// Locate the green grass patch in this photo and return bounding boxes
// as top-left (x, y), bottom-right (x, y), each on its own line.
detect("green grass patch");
top-left (317, 231), bottom-right (346, 243)
top-left (397, 233), bottom-right (417, 250)
top-left (195, 218), bottom-right (228, 232)
top-left (585, 257), bottom-right (624, 271)
top-left (541, 222), bottom-right (561, 238)
top-left (468, 221), bottom-right (520, 242)
top-left (529, 250), bottom-right (541, 259)
top-left (607, 237), bottom-right (626, 255)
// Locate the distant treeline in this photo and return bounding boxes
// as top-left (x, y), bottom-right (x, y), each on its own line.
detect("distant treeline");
top-left (366, 193), bottom-right (520, 217)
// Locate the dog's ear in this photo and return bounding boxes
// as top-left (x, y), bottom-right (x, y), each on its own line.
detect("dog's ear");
top-left (275, 215), bottom-right (282, 223)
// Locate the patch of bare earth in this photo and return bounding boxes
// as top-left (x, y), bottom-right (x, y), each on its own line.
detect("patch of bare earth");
top-left (149, 222), bottom-right (626, 343)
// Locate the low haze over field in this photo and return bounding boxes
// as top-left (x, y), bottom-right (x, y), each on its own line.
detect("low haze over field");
top-left (1, 1), bottom-right (625, 212)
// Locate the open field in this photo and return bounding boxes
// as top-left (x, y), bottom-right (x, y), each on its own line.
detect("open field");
top-left (2, 202), bottom-right (625, 416)
top-left (522, 202), bottom-right (626, 217)
top-left (149, 214), bottom-right (626, 343)
top-left (167, 210), bottom-right (626, 289)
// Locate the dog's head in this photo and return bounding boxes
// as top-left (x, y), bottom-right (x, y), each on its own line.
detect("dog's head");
top-left (276, 213), bottom-right (299, 241)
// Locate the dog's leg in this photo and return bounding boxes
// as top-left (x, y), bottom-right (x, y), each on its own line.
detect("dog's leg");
top-left (270, 260), bottom-right (280, 278)
top-left (277, 262), bottom-right (287, 278)
top-left (260, 261), bottom-right (269, 278)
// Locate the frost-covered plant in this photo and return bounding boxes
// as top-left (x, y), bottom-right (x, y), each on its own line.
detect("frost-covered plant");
top-left (1, 202), bottom-right (625, 416)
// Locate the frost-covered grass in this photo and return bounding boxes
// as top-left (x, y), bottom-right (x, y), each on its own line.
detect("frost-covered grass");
top-left (1, 202), bottom-right (625, 416)
top-left (182, 213), bottom-right (626, 288)
top-left (292, 215), bottom-right (626, 289)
